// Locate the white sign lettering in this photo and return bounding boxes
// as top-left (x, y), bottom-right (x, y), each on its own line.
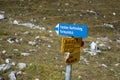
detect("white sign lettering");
top-left (69, 26), bottom-right (83, 31)
top-left (60, 26), bottom-right (83, 31)
top-left (60, 30), bottom-right (73, 34)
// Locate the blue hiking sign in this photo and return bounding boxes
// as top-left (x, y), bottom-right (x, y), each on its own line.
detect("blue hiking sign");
top-left (54, 23), bottom-right (88, 38)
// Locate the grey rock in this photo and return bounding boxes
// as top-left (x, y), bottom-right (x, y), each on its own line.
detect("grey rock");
top-left (18, 63), bottom-right (26, 70)
top-left (8, 71), bottom-right (16, 80)
top-left (0, 64), bottom-right (11, 71)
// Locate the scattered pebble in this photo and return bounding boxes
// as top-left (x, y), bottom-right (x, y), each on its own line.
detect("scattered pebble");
top-left (80, 56), bottom-right (89, 65)
top-left (2, 50), bottom-right (6, 54)
top-left (65, 3), bottom-right (69, 6)
top-left (28, 41), bottom-right (36, 46)
top-left (90, 42), bottom-right (98, 52)
top-left (78, 75), bottom-right (82, 79)
top-left (0, 77), bottom-right (5, 80)
top-left (47, 45), bottom-right (51, 48)
top-left (23, 31), bottom-right (30, 34)
top-left (86, 9), bottom-right (98, 16)
top-left (0, 38), bottom-right (3, 41)
top-left (7, 38), bottom-right (19, 44)
top-left (0, 11), bottom-right (5, 14)
top-left (113, 12), bottom-right (116, 16)
top-left (103, 23), bottom-right (115, 29)
top-left (17, 63), bottom-right (26, 70)
top-left (21, 23), bottom-right (35, 28)
top-left (29, 49), bottom-right (37, 52)
top-left (48, 30), bottom-right (52, 33)
top-left (45, 52), bottom-right (48, 54)
top-left (16, 71), bottom-right (22, 75)
top-left (13, 20), bottom-right (19, 24)
top-left (43, 17), bottom-right (46, 20)
top-left (11, 62), bottom-right (16, 66)
top-left (50, 34), bottom-right (53, 37)
top-left (0, 64), bottom-right (11, 71)
top-left (19, 38), bottom-right (23, 41)
top-left (13, 49), bottom-right (19, 51)
top-left (83, 41), bottom-right (101, 56)
top-left (35, 78), bottom-right (39, 80)
top-left (115, 63), bottom-right (119, 67)
top-left (97, 37), bottom-right (112, 42)
top-left (0, 14), bottom-right (5, 19)
top-left (12, 20), bottom-right (46, 30)
top-left (101, 64), bottom-right (107, 68)
top-left (35, 36), bottom-right (40, 40)
top-left (21, 52), bottom-right (30, 56)
top-left (116, 38), bottom-right (120, 43)
top-left (99, 43), bottom-right (111, 50)
top-left (5, 58), bottom-right (10, 64)
top-left (8, 71), bottom-right (16, 80)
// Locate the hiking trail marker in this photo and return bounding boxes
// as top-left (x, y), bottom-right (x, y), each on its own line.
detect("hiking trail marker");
top-left (54, 23), bottom-right (88, 38)
top-left (54, 23), bottom-right (88, 80)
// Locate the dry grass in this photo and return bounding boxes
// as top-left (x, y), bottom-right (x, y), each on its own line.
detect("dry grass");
top-left (0, 0), bottom-right (120, 80)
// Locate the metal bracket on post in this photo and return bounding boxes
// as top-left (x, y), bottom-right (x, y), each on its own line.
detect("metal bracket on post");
top-left (65, 64), bottom-right (72, 80)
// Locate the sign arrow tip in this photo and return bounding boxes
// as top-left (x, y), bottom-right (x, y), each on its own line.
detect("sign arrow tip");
top-left (54, 24), bottom-right (59, 30)
top-left (54, 24), bottom-right (59, 34)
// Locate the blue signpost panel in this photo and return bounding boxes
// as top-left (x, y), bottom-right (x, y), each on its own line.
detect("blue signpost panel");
top-left (54, 23), bottom-right (88, 38)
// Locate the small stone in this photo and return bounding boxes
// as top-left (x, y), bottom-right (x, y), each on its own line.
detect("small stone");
top-left (17, 63), bottom-right (26, 70)
top-left (113, 12), bottom-right (116, 16)
top-left (101, 64), bottom-right (107, 68)
top-left (115, 63), bottom-right (119, 67)
top-left (0, 77), bottom-right (5, 80)
top-left (13, 20), bottom-right (19, 24)
top-left (28, 41), bottom-right (36, 46)
top-left (90, 42), bottom-right (98, 52)
top-left (2, 50), bottom-right (6, 54)
top-left (78, 75), bottom-right (82, 79)
top-left (7, 38), bottom-right (19, 44)
top-left (5, 58), bottom-right (10, 64)
top-left (35, 78), bottom-right (39, 80)
top-left (48, 45), bottom-right (51, 48)
top-left (11, 62), bottom-right (16, 66)
top-left (8, 71), bottom-right (16, 80)
top-left (0, 14), bottom-right (4, 19)
top-left (0, 64), bottom-right (11, 71)
top-left (16, 71), bottom-right (22, 75)
top-left (35, 36), bottom-right (40, 40)
top-left (21, 52), bottom-right (30, 56)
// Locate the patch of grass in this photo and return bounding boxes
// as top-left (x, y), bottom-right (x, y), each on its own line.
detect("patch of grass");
top-left (0, 0), bottom-right (120, 80)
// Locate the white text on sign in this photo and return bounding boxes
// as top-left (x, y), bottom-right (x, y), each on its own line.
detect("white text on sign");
top-left (60, 26), bottom-right (83, 31)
